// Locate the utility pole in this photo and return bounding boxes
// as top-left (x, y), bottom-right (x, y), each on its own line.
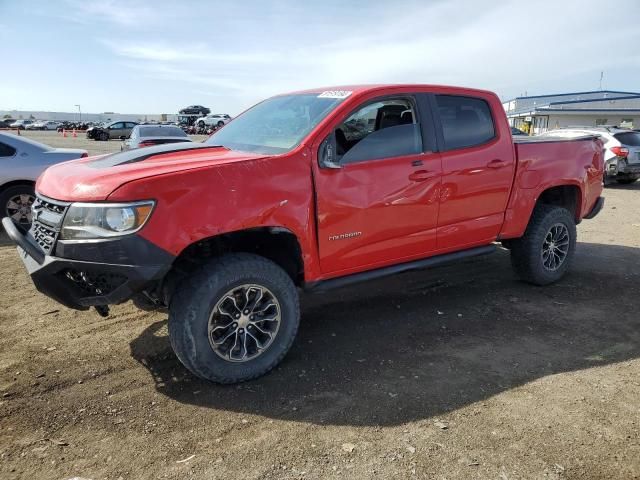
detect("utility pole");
top-left (75, 104), bottom-right (81, 123)
top-left (599, 71), bottom-right (604, 90)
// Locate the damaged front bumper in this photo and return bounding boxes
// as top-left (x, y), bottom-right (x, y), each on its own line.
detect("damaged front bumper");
top-left (2, 216), bottom-right (172, 311)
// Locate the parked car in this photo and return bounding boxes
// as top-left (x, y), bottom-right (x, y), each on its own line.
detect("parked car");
top-left (121, 125), bottom-right (192, 151)
top-left (86, 121), bottom-right (138, 141)
top-left (9, 120), bottom-right (33, 130)
top-left (31, 120), bottom-right (60, 131)
top-left (179, 105), bottom-right (210, 116)
top-left (2, 84), bottom-right (604, 384)
top-left (0, 119), bottom-right (16, 129)
top-left (0, 132), bottom-right (88, 227)
top-left (195, 113), bottom-right (232, 129)
top-left (511, 127), bottom-right (527, 136)
top-left (539, 126), bottom-right (640, 184)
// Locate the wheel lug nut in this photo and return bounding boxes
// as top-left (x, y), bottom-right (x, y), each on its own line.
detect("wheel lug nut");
top-left (235, 314), bottom-right (240, 319)
top-left (244, 310), bottom-right (249, 314)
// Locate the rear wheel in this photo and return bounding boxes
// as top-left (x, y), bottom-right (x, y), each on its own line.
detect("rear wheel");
top-left (168, 253), bottom-right (300, 384)
top-left (510, 205), bottom-right (577, 285)
top-left (1, 184), bottom-right (35, 227)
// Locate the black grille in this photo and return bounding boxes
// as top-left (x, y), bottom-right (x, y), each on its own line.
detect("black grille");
top-left (31, 222), bottom-right (57, 252)
top-left (28, 195), bottom-right (69, 254)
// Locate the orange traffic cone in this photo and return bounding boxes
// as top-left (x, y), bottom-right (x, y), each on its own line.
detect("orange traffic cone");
top-left (63, 129), bottom-right (67, 138)
top-left (72, 129), bottom-right (77, 138)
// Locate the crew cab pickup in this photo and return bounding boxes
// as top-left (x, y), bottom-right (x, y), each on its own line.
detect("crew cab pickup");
top-left (2, 85), bottom-right (605, 384)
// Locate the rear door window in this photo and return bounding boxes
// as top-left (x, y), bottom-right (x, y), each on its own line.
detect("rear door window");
top-left (0, 142), bottom-right (17, 157)
top-left (435, 95), bottom-right (495, 150)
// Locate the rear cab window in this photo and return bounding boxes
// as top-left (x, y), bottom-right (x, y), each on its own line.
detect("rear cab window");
top-left (614, 132), bottom-right (640, 146)
top-left (435, 95), bottom-right (496, 150)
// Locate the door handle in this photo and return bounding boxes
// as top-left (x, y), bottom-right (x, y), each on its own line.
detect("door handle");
top-left (487, 159), bottom-right (508, 169)
top-left (408, 170), bottom-right (435, 182)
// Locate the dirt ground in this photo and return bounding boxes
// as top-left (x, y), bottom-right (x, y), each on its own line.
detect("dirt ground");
top-left (0, 136), bottom-right (638, 479)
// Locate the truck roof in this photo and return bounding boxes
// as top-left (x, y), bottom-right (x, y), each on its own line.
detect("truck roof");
top-left (284, 84), bottom-right (497, 97)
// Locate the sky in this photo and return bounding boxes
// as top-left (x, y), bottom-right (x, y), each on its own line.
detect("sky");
top-left (1, 0), bottom-right (639, 115)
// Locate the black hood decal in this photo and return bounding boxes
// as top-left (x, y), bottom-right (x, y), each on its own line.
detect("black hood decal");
top-left (87, 142), bottom-right (222, 168)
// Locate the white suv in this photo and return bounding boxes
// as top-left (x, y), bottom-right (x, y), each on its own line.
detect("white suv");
top-left (539, 126), bottom-right (640, 184)
top-left (195, 113), bottom-right (231, 129)
top-left (30, 120), bottom-right (59, 131)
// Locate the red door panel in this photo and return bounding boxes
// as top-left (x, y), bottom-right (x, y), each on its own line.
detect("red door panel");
top-left (315, 152), bottom-right (442, 275)
top-left (437, 142), bottom-right (514, 249)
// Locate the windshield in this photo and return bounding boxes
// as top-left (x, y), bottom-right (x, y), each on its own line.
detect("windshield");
top-left (205, 93), bottom-right (348, 154)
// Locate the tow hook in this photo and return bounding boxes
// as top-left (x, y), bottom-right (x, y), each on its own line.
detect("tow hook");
top-left (95, 305), bottom-right (110, 317)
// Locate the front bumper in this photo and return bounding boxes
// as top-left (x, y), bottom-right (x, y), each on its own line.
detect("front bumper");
top-left (2, 217), bottom-right (173, 310)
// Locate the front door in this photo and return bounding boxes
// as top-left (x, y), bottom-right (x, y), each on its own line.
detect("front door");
top-left (314, 96), bottom-right (442, 275)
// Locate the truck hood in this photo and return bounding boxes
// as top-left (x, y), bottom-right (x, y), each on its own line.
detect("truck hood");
top-left (36, 142), bottom-right (267, 201)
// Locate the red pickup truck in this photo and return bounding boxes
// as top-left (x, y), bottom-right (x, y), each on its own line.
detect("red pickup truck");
top-left (2, 84), bottom-right (604, 383)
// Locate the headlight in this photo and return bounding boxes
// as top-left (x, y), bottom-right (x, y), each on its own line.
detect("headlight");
top-left (60, 201), bottom-right (155, 240)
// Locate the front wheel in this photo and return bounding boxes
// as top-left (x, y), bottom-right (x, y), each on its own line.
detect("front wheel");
top-left (1, 184), bottom-right (35, 227)
top-left (168, 253), bottom-right (300, 384)
top-left (510, 205), bottom-right (577, 285)
top-left (99, 131), bottom-right (109, 141)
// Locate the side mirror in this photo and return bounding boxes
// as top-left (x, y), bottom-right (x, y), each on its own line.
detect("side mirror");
top-left (318, 133), bottom-right (342, 169)
top-left (119, 135), bottom-right (126, 140)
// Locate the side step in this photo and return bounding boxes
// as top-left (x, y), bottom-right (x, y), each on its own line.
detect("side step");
top-left (305, 244), bottom-right (497, 293)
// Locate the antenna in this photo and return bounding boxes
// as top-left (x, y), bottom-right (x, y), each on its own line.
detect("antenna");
top-left (599, 71), bottom-right (604, 90)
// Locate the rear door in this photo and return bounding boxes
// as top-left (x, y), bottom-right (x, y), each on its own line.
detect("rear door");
top-left (430, 93), bottom-right (515, 250)
top-left (314, 94), bottom-right (442, 274)
top-left (108, 122), bottom-right (125, 139)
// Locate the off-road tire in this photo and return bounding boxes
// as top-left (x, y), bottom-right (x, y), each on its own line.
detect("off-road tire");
top-left (168, 253), bottom-right (300, 384)
top-left (510, 205), bottom-right (577, 286)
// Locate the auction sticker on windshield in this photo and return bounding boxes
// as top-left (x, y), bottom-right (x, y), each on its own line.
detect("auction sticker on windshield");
top-left (317, 90), bottom-right (352, 99)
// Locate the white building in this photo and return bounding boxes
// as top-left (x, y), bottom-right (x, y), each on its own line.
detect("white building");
top-left (0, 110), bottom-right (178, 123)
top-left (502, 90), bottom-right (640, 135)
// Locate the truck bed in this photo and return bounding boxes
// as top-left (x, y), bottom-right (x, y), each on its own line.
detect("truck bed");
top-left (513, 135), bottom-right (599, 144)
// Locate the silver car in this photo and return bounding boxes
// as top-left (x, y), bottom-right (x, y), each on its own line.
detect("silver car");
top-left (0, 132), bottom-right (88, 226)
top-left (121, 125), bottom-right (192, 151)
top-left (539, 126), bottom-right (640, 184)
